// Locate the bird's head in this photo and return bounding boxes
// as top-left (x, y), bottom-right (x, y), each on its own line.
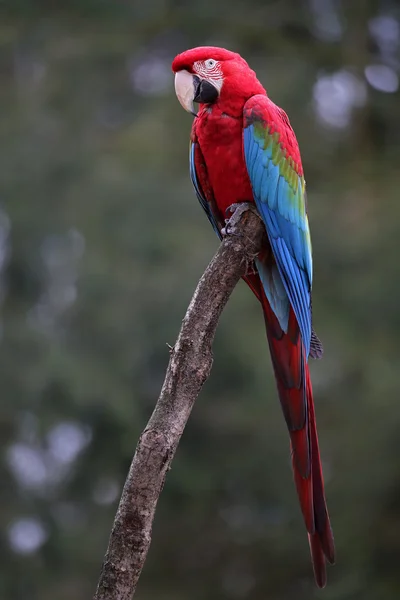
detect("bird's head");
top-left (172, 46), bottom-right (264, 116)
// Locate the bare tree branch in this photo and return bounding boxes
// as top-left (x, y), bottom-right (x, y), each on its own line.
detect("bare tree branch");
top-left (93, 208), bottom-right (265, 600)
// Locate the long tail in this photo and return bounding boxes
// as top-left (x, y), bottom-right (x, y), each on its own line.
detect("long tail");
top-left (245, 273), bottom-right (335, 586)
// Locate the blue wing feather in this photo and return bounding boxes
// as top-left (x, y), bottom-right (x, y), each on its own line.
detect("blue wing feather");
top-left (243, 111), bottom-right (312, 357)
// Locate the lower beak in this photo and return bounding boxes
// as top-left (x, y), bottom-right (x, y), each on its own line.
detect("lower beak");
top-left (174, 70), bottom-right (219, 116)
top-left (174, 70), bottom-right (198, 116)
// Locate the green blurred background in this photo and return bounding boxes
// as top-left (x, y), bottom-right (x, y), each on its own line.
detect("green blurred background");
top-left (1, 1), bottom-right (400, 598)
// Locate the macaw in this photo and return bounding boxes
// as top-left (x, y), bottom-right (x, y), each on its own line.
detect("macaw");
top-left (172, 47), bottom-right (334, 587)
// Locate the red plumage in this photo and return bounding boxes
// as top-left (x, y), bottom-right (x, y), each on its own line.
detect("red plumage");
top-left (173, 47), bottom-right (334, 586)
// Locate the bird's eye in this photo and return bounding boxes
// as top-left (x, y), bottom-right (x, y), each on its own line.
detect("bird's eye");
top-left (205, 59), bottom-right (216, 69)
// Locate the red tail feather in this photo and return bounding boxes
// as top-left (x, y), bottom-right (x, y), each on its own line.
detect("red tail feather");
top-left (254, 284), bottom-right (335, 587)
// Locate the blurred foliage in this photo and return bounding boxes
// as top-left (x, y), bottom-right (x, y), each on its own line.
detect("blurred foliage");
top-left (0, 0), bottom-right (400, 598)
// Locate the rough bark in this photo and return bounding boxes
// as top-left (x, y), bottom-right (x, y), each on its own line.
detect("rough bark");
top-left (93, 208), bottom-right (265, 600)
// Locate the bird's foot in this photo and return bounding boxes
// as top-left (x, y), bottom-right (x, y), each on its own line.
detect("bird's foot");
top-left (221, 202), bottom-right (259, 237)
top-left (245, 262), bottom-right (258, 276)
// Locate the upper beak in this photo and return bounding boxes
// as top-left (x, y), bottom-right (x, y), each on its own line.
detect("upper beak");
top-left (174, 70), bottom-right (198, 117)
top-left (174, 70), bottom-right (219, 117)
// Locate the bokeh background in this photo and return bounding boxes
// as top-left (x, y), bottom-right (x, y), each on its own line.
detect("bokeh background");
top-left (1, 1), bottom-right (400, 598)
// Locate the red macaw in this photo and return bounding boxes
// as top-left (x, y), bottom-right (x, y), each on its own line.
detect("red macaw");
top-left (172, 46), bottom-right (335, 587)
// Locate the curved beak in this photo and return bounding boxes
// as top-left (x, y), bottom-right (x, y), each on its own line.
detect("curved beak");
top-left (174, 70), bottom-right (198, 116)
top-left (174, 70), bottom-right (219, 117)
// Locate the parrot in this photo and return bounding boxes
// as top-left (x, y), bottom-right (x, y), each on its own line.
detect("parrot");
top-left (172, 46), bottom-right (335, 587)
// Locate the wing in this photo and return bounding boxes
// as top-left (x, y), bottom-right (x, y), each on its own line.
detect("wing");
top-left (243, 95), bottom-right (313, 357)
top-left (189, 140), bottom-right (222, 240)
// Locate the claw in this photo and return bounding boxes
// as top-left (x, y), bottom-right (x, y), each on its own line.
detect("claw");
top-left (223, 202), bottom-right (259, 236)
top-left (222, 222), bottom-right (243, 238)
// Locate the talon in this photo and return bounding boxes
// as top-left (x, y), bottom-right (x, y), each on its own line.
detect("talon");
top-left (223, 202), bottom-right (259, 236)
top-left (225, 202), bottom-right (246, 216)
top-left (245, 262), bottom-right (257, 276)
top-left (166, 342), bottom-right (174, 354)
top-left (222, 222), bottom-right (242, 238)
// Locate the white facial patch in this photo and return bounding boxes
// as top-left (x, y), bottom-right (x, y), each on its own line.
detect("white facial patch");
top-left (193, 59), bottom-right (224, 92)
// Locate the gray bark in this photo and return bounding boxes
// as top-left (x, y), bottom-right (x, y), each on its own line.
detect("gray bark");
top-left (93, 208), bottom-right (265, 600)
